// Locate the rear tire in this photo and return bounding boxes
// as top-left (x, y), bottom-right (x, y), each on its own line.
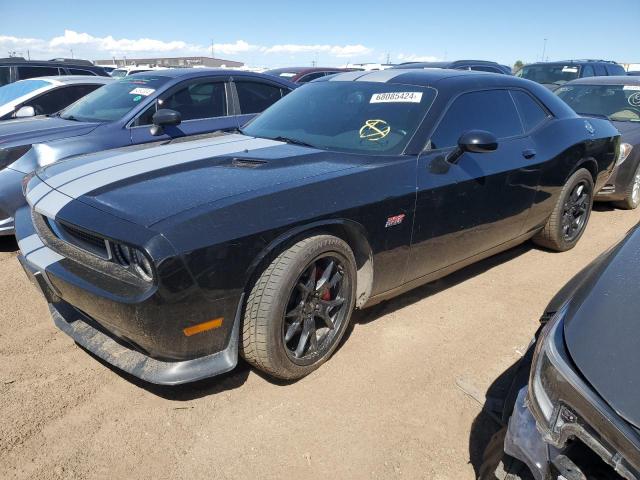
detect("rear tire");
top-left (613, 162), bottom-right (640, 210)
top-left (533, 168), bottom-right (594, 252)
top-left (240, 234), bottom-right (357, 380)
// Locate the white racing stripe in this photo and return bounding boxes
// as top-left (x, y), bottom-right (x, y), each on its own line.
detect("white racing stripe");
top-left (26, 181), bottom-right (54, 207)
top-left (33, 190), bottom-right (74, 219)
top-left (26, 246), bottom-right (63, 270)
top-left (18, 233), bottom-right (44, 256)
top-left (354, 70), bottom-right (404, 83)
top-left (44, 133), bottom-right (250, 189)
top-left (32, 136), bottom-right (283, 219)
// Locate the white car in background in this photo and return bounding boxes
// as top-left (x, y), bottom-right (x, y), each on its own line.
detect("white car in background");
top-left (0, 76), bottom-right (112, 120)
top-left (110, 66), bottom-right (168, 78)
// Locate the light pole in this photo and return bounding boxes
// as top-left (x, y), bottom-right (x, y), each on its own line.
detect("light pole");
top-left (541, 38), bottom-right (547, 62)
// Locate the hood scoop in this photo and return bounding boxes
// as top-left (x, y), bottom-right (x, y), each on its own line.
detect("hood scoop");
top-left (230, 157), bottom-right (267, 168)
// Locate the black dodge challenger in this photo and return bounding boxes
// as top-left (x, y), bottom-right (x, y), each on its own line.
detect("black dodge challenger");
top-left (16, 69), bottom-right (619, 385)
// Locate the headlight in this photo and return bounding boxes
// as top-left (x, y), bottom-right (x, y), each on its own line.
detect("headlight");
top-left (112, 242), bottom-right (154, 282)
top-left (616, 143), bottom-right (633, 167)
top-left (0, 144), bottom-right (32, 169)
top-left (528, 303), bottom-right (569, 425)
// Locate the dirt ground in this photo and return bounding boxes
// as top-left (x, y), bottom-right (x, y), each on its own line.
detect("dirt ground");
top-left (0, 205), bottom-right (638, 480)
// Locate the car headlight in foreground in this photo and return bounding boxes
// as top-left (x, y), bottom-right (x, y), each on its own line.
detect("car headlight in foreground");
top-left (616, 143), bottom-right (633, 167)
top-left (526, 303), bottom-right (640, 478)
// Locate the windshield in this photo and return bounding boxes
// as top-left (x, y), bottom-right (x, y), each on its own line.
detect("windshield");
top-left (516, 64), bottom-right (580, 85)
top-left (556, 84), bottom-right (640, 122)
top-left (111, 69), bottom-right (128, 78)
top-left (0, 79), bottom-right (50, 105)
top-left (59, 75), bottom-right (169, 122)
top-left (243, 81), bottom-right (436, 155)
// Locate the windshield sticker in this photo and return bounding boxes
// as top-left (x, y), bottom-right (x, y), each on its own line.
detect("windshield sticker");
top-left (628, 92), bottom-right (640, 107)
top-left (556, 87), bottom-right (571, 93)
top-left (129, 87), bottom-right (155, 96)
top-left (370, 92), bottom-right (423, 104)
top-left (623, 85), bottom-right (640, 91)
top-left (132, 95), bottom-right (142, 102)
top-left (561, 66), bottom-right (578, 73)
top-left (359, 119), bottom-right (391, 141)
top-left (280, 72), bottom-right (296, 77)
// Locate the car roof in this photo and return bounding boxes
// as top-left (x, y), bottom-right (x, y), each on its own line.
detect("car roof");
top-left (395, 60), bottom-right (502, 69)
top-left (266, 67), bottom-right (348, 74)
top-left (0, 58), bottom-right (102, 68)
top-left (566, 75), bottom-right (640, 86)
top-left (19, 75), bottom-right (114, 85)
top-left (324, 67), bottom-right (507, 86)
top-left (126, 68), bottom-right (275, 79)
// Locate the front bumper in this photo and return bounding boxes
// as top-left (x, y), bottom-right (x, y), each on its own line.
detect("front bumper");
top-left (595, 156), bottom-right (640, 201)
top-left (18, 251), bottom-right (244, 385)
top-left (15, 202), bottom-right (244, 385)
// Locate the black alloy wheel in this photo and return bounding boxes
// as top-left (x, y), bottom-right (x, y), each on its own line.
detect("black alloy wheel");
top-left (283, 255), bottom-right (350, 365)
top-left (562, 180), bottom-right (591, 242)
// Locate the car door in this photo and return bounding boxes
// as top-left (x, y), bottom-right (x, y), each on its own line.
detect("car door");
top-left (129, 77), bottom-right (234, 144)
top-left (232, 79), bottom-right (291, 127)
top-left (406, 89), bottom-right (539, 281)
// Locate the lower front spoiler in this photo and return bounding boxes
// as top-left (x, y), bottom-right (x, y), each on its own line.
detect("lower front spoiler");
top-left (50, 299), bottom-right (242, 386)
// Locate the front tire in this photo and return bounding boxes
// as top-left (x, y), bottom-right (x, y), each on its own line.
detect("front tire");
top-left (613, 162), bottom-right (640, 210)
top-left (240, 234), bottom-right (357, 380)
top-left (533, 168), bottom-right (594, 252)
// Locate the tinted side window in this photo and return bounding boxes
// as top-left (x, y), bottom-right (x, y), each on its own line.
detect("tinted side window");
top-left (298, 72), bottom-right (327, 83)
top-left (17, 66), bottom-right (61, 80)
top-left (235, 81), bottom-right (283, 114)
top-left (430, 90), bottom-right (523, 149)
top-left (143, 80), bottom-right (227, 125)
top-left (24, 86), bottom-right (95, 115)
top-left (594, 64), bottom-right (607, 76)
top-left (605, 64), bottom-right (626, 76)
top-left (69, 68), bottom-right (97, 76)
top-left (581, 65), bottom-right (595, 78)
top-left (0, 67), bottom-right (10, 86)
top-left (511, 90), bottom-right (548, 132)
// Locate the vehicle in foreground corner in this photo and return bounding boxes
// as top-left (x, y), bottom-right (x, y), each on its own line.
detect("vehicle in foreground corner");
top-left (0, 69), bottom-right (296, 235)
top-left (17, 69), bottom-right (618, 385)
top-left (0, 75), bottom-right (113, 120)
top-left (516, 60), bottom-right (626, 91)
top-left (264, 67), bottom-right (360, 83)
top-left (393, 59), bottom-right (512, 75)
top-left (556, 76), bottom-right (640, 209)
top-left (481, 223), bottom-right (640, 480)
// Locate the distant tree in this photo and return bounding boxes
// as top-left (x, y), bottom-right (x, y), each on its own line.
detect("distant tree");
top-left (513, 60), bottom-right (524, 73)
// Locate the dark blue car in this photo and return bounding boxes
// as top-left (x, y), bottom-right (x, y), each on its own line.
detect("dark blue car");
top-left (0, 68), bottom-right (296, 235)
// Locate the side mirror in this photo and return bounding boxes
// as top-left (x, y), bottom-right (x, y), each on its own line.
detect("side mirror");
top-left (150, 109), bottom-right (182, 136)
top-left (15, 105), bottom-right (35, 118)
top-left (447, 130), bottom-right (498, 164)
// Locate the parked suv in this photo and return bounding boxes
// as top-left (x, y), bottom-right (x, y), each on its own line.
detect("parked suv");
top-left (0, 57), bottom-right (109, 87)
top-left (516, 60), bottom-right (626, 90)
top-left (393, 60), bottom-right (512, 74)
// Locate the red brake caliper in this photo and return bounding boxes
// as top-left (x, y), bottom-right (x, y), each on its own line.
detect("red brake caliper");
top-left (316, 266), bottom-right (332, 300)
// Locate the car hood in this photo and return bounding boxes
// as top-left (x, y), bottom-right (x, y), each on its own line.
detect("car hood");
top-left (611, 120), bottom-right (640, 143)
top-left (0, 116), bottom-right (100, 148)
top-left (32, 133), bottom-right (358, 228)
top-left (564, 225), bottom-right (640, 429)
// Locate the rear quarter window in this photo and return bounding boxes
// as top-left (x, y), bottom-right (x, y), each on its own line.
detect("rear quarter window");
top-left (511, 90), bottom-right (549, 132)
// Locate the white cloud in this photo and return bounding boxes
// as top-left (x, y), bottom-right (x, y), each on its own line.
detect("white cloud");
top-left (0, 30), bottom-right (375, 64)
top-left (396, 53), bottom-right (441, 62)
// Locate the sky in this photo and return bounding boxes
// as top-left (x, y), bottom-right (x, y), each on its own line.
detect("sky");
top-left (1, 0), bottom-right (639, 68)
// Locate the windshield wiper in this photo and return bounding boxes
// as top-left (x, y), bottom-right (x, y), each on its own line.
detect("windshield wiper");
top-left (60, 114), bottom-right (80, 121)
top-left (270, 136), bottom-right (316, 148)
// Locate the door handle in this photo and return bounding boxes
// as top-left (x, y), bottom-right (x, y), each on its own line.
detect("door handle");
top-left (522, 149), bottom-right (537, 159)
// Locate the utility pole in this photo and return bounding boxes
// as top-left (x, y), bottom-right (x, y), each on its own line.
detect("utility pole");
top-left (70, 48), bottom-right (74, 59)
top-left (385, 52), bottom-right (391, 64)
top-left (210, 39), bottom-right (214, 58)
top-left (541, 38), bottom-right (547, 62)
